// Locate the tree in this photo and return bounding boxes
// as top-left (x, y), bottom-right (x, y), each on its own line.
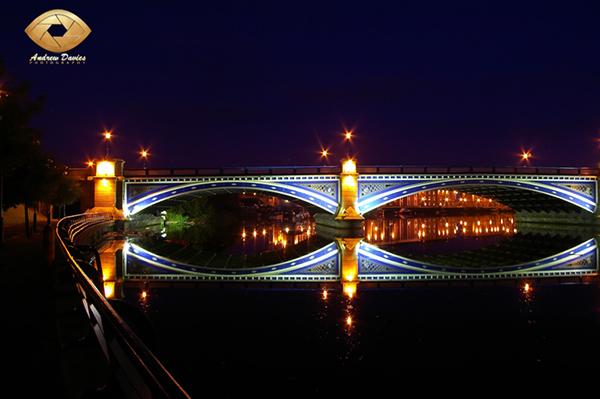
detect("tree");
top-left (2, 145), bottom-right (47, 236)
top-left (39, 157), bottom-right (82, 222)
top-left (0, 56), bottom-right (86, 241)
top-left (0, 56), bottom-right (45, 240)
top-left (0, 57), bottom-right (45, 171)
top-left (3, 145), bottom-right (81, 235)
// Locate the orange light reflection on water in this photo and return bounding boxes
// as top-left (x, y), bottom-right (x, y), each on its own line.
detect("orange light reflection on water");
top-left (364, 213), bottom-right (515, 245)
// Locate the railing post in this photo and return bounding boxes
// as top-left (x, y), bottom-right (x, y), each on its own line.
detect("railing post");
top-left (43, 223), bottom-right (55, 267)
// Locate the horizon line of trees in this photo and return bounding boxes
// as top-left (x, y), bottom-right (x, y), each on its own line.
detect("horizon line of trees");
top-left (0, 56), bottom-right (81, 239)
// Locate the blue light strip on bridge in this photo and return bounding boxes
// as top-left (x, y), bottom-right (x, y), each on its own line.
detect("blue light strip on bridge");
top-left (124, 179), bottom-right (339, 216)
top-left (357, 239), bottom-right (598, 280)
top-left (124, 241), bottom-right (340, 281)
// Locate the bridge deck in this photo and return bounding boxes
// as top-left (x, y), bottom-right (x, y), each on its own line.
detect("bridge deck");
top-left (123, 165), bottom-right (598, 177)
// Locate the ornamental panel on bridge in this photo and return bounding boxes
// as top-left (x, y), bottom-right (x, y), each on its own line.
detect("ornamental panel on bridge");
top-left (122, 175), bottom-right (341, 216)
top-left (357, 173), bottom-right (598, 215)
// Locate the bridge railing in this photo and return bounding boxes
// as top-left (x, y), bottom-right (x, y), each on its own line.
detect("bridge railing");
top-left (355, 165), bottom-right (598, 176)
top-left (55, 213), bottom-right (191, 399)
top-left (61, 212), bottom-right (113, 242)
top-left (124, 165), bottom-right (342, 177)
top-left (123, 165), bottom-right (598, 177)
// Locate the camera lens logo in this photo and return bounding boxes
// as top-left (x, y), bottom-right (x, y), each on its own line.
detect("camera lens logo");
top-left (25, 9), bottom-right (91, 53)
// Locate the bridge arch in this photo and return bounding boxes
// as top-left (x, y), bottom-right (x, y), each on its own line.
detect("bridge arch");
top-left (358, 236), bottom-right (598, 280)
top-left (357, 175), bottom-right (597, 215)
top-left (123, 175), bottom-right (341, 216)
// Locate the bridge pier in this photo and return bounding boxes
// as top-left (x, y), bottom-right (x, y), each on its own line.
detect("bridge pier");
top-left (315, 158), bottom-right (365, 236)
top-left (334, 159), bottom-right (364, 222)
top-left (87, 159), bottom-right (125, 219)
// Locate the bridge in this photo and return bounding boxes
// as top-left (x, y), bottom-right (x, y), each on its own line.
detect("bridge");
top-left (76, 160), bottom-right (600, 225)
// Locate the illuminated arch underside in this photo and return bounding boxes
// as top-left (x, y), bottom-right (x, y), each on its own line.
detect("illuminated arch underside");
top-left (125, 180), bottom-right (339, 216)
top-left (358, 178), bottom-right (597, 214)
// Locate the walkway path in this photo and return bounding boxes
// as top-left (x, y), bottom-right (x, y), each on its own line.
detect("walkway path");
top-left (0, 219), bottom-right (115, 398)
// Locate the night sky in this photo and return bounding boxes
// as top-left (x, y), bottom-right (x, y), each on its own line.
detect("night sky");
top-left (3, 1), bottom-right (600, 169)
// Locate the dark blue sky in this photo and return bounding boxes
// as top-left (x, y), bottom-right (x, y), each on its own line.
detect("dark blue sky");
top-left (3, 1), bottom-right (600, 169)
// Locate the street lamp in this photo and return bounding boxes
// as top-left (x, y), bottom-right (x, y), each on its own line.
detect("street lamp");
top-left (104, 131), bottom-right (111, 158)
top-left (342, 129), bottom-right (356, 159)
top-left (141, 149), bottom-right (148, 168)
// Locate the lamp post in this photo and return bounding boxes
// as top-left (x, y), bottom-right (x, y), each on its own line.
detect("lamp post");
top-left (0, 166), bottom-right (3, 247)
top-left (344, 130), bottom-right (352, 156)
top-left (0, 89), bottom-right (6, 246)
top-left (141, 150), bottom-right (148, 168)
top-left (104, 131), bottom-right (111, 158)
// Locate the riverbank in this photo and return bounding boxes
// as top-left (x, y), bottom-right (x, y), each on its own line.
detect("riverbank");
top-left (0, 211), bottom-right (114, 397)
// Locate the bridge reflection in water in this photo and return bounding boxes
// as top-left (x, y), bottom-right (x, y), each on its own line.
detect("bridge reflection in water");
top-left (107, 215), bottom-right (598, 294)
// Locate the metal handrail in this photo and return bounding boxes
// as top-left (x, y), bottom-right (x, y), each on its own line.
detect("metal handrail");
top-left (123, 165), bottom-right (342, 177)
top-left (355, 164), bottom-right (599, 175)
top-left (62, 213), bottom-right (112, 242)
top-left (123, 164), bottom-right (599, 177)
top-left (56, 213), bottom-right (191, 399)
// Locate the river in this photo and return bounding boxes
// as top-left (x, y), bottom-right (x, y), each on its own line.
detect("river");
top-left (116, 212), bottom-right (600, 396)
